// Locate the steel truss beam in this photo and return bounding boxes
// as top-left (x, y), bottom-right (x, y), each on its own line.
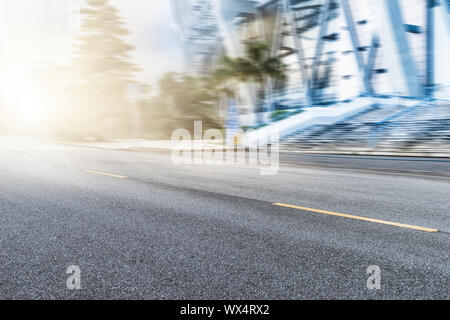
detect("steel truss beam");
top-left (282, 0), bottom-right (312, 105)
top-left (340, 0), bottom-right (374, 94)
top-left (382, 0), bottom-right (422, 98)
top-left (364, 35), bottom-right (380, 91)
top-left (425, 0), bottom-right (435, 99)
top-left (311, 0), bottom-right (332, 103)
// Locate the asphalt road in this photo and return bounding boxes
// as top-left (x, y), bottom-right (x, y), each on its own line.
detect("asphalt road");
top-left (0, 137), bottom-right (449, 299)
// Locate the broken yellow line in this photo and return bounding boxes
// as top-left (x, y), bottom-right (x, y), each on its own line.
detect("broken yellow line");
top-left (273, 203), bottom-right (439, 233)
top-left (85, 170), bottom-right (127, 179)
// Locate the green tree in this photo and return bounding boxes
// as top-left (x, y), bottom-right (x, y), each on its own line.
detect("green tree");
top-left (213, 41), bottom-right (286, 124)
top-left (70, 0), bottom-right (140, 138)
top-left (144, 73), bottom-right (223, 138)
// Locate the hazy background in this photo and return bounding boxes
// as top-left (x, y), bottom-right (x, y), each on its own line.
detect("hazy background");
top-left (0, 0), bottom-right (223, 140)
top-left (0, 0), bottom-right (182, 106)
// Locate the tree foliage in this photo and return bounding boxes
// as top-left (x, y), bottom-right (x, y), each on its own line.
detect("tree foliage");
top-left (212, 41), bottom-right (286, 122)
top-left (143, 73), bottom-right (224, 139)
top-left (73, 0), bottom-right (139, 82)
top-left (69, 0), bottom-right (139, 138)
top-left (213, 41), bottom-right (286, 86)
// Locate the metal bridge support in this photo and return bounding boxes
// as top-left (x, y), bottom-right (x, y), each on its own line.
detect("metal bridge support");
top-left (381, 0), bottom-right (423, 98)
top-left (425, 0), bottom-right (435, 100)
top-left (282, 0), bottom-right (313, 105)
top-left (311, 0), bottom-right (332, 104)
top-left (341, 0), bottom-right (374, 94)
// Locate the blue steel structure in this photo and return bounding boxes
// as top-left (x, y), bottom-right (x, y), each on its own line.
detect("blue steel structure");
top-left (425, 0), bottom-right (435, 99)
top-left (170, 0), bottom-right (222, 75)
top-left (171, 0), bottom-right (450, 128)
top-left (382, 0), bottom-right (422, 98)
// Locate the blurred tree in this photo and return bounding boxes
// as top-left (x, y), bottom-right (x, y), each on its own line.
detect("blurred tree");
top-left (70, 0), bottom-right (140, 139)
top-left (213, 41), bottom-right (286, 124)
top-left (143, 73), bottom-right (224, 139)
top-left (202, 73), bottom-right (235, 113)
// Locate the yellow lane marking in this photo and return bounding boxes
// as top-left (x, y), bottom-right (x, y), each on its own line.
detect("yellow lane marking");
top-left (273, 203), bottom-right (439, 233)
top-left (84, 170), bottom-right (128, 179)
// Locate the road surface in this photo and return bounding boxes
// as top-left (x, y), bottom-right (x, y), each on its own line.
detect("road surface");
top-left (0, 137), bottom-right (449, 299)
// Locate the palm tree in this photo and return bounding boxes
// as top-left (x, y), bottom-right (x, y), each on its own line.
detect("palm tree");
top-left (213, 41), bottom-right (286, 125)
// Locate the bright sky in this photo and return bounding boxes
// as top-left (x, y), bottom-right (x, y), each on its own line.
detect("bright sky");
top-left (0, 0), bottom-right (182, 90)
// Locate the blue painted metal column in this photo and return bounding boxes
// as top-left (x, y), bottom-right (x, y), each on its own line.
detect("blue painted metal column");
top-left (282, 0), bottom-right (312, 105)
top-left (311, 0), bottom-right (332, 104)
top-left (341, 0), bottom-right (374, 94)
top-left (425, 0), bottom-right (435, 100)
top-left (364, 35), bottom-right (380, 94)
top-left (382, 0), bottom-right (423, 98)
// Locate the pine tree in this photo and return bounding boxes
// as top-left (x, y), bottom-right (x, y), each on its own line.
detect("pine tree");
top-left (71, 0), bottom-right (139, 138)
